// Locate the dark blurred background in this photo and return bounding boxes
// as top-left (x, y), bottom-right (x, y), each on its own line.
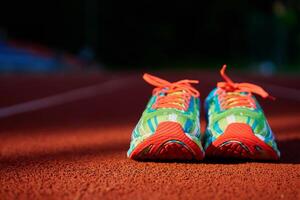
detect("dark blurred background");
top-left (0, 0), bottom-right (299, 72)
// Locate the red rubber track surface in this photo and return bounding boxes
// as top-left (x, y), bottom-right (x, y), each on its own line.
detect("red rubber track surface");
top-left (0, 71), bottom-right (299, 200)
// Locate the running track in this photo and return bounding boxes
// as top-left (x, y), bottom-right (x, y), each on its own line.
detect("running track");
top-left (0, 71), bottom-right (299, 199)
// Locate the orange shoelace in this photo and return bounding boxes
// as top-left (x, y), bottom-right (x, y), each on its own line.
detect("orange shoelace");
top-left (217, 65), bottom-right (274, 110)
top-left (143, 73), bottom-right (200, 111)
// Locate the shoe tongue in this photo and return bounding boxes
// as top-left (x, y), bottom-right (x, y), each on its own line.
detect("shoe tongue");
top-left (159, 89), bottom-right (186, 108)
top-left (225, 91), bottom-right (256, 110)
top-left (227, 91), bottom-right (249, 96)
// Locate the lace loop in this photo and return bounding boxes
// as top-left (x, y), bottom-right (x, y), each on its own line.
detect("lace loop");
top-left (217, 65), bottom-right (274, 110)
top-left (143, 73), bottom-right (199, 111)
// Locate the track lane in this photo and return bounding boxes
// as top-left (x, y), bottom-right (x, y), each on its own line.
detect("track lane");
top-left (0, 71), bottom-right (299, 200)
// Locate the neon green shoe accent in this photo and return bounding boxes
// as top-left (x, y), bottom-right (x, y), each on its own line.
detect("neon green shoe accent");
top-left (127, 74), bottom-right (204, 157)
top-left (204, 65), bottom-right (280, 158)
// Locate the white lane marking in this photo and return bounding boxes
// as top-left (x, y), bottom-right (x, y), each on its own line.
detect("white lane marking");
top-left (0, 76), bottom-right (137, 118)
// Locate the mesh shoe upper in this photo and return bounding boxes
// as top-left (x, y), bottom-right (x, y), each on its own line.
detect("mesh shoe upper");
top-left (204, 65), bottom-right (280, 157)
top-left (127, 74), bottom-right (202, 157)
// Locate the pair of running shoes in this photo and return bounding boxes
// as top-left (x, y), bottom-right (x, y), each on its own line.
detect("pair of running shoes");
top-left (127, 65), bottom-right (280, 161)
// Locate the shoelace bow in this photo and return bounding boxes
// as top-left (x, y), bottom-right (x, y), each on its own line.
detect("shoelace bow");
top-left (143, 73), bottom-right (200, 111)
top-left (217, 65), bottom-right (274, 110)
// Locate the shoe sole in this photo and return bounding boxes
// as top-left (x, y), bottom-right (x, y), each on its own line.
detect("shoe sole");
top-left (129, 121), bottom-right (205, 161)
top-left (206, 123), bottom-right (279, 160)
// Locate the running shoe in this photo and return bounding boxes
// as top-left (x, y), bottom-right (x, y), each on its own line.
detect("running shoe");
top-left (127, 73), bottom-right (205, 161)
top-left (204, 65), bottom-right (280, 160)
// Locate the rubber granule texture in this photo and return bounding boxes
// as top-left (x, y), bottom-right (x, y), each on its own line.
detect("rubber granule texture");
top-left (0, 72), bottom-right (299, 200)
